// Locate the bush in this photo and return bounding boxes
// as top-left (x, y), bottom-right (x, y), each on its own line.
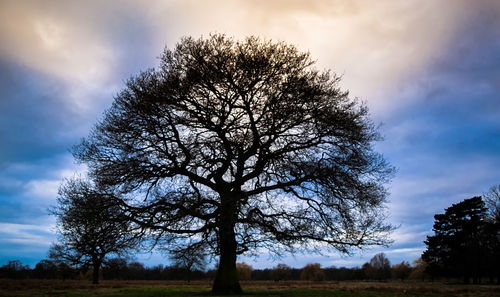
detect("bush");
top-left (300, 263), bottom-right (325, 281)
top-left (391, 261), bottom-right (412, 281)
top-left (236, 262), bottom-right (252, 280)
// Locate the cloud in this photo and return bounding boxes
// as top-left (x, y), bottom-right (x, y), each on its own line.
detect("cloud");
top-left (0, 221), bottom-right (56, 267)
top-left (0, 0), bottom-right (160, 123)
top-left (389, 224), bottom-right (429, 244)
top-left (0, 2), bottom-right (112, 113)
top-left (19, 155), bottom-right (85, 202)
top-left (4, 0), bottom-right (499, 118)
top-left (385, 247), bottom-right (424, 255)
top-left (0, 222), bottom-right (54, 247)
top-left (145, 0), bottom-right (487, 116)
top-left (23, 180), bottom-right (60, 201)
top-left (0, 154), bottom-right (85, 224)
top-left (4, 0), bottom-right (496, 122)
top-left (388, 158), bottom-right (500, 216)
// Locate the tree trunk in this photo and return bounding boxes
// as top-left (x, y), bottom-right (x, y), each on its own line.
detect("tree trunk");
top-left (92, 260), bottom-right (101, 284)
top-left (212, 192), bottom-right (242, 293)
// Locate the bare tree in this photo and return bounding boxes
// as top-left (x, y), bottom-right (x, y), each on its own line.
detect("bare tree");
top-left (484, 184), bottom-right (500, 222)
top-left (75, 34), bottom-right (394, 292)
top-left (484, 185), bottom-right (500, 283)
top-left (271, 263), bottom-right (292, 281)
top-left (365, 253), bottom-right (391, 281)
top-left (50, 178), bottom-right (140, 284)
top-left (169, 242), bottom-right (206, 282)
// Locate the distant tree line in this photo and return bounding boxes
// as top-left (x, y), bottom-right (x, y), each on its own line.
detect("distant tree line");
top-left (0, 255), bottom-right (423, 282)
top-left (0, 258), bottom-right (207, 281)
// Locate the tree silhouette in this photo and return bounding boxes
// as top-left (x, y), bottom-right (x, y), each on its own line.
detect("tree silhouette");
top-left (485, 185), bottom-right (500, 224)
top-left (484, 185), bottom-right (500, 283)
top-left (364, 253), bottom-right (391, 281)
top-left (422, 196), bottom-right (488, 283)
top-left (75, 34), bottom-right (393, 292)
top-left (271, 263), bottom-right (292, 281)
top-left (33, 260), bottom-right (58, 279)
top-left (169, 242), bottom-right (206, 282)
top-left (0, 260), bottom-right (30, 279)
top-left (50, 178), bottom-right (140, 284)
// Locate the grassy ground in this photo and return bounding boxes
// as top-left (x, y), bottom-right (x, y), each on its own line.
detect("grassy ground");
top-left (0, 279), bottom-right (499, 297)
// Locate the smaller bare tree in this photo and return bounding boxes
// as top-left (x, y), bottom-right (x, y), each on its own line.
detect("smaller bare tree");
top-left (50, 177), bottom-right (141, 284)
top-left (484, 185), bottom-right (500, 283)
top-left (169, 243), bottom-right (207, 282)
top-left (364, 253), bottom-right (391, 281)
top-left (271, 263), bottom-right (292, 281)
top-left (484, 185), bottom-right (500, 222)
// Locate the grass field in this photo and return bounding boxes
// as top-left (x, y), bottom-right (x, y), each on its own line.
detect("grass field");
top-left (1, 279), bottom-right (499, 297)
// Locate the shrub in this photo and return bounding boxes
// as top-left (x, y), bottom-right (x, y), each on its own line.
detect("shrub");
top-left (300, 263), bottom-right (325, 281)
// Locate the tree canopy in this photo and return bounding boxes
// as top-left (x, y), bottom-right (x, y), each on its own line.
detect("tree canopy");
top-left (75, 34), bottom-right (393, 292)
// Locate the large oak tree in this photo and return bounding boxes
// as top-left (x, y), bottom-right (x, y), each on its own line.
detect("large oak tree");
top-left (75, 34), bottom-right (393, 292)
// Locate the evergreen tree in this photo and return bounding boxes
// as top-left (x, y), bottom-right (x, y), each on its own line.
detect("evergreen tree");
top-left (422, 196), bottom-right (488, 283)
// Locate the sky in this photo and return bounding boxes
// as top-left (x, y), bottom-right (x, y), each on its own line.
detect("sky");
top-left (1, 0), bottom-right (500, 270)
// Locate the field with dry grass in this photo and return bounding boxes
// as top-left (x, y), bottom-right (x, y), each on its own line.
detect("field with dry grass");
top-left (0, 279), bottom-right (499, 297)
